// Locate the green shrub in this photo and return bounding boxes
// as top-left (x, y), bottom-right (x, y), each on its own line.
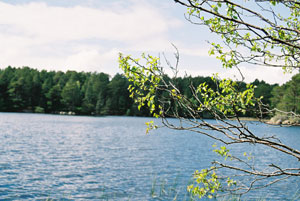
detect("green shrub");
top-left (34, 106), bottom-right (45, 113)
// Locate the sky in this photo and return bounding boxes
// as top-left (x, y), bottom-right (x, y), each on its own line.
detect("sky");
top-left (0, 0), bottom-right (296, 84)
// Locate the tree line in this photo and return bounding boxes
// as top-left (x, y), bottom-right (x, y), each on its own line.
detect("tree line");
top-left (0, 66), bottom-right (296, 117)
top-left (271, 73), bottom-right (300, 114)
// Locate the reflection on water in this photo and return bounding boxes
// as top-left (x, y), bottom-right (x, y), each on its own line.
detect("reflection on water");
top-left (0, 113), bottom-right (299, 200)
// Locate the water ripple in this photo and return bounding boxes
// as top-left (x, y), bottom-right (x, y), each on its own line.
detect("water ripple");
top-left (0, 113), bottom-right (299, 200)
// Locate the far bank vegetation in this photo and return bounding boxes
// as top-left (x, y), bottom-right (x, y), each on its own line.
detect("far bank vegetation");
top-left (0, 66), bottom-right (299, 122)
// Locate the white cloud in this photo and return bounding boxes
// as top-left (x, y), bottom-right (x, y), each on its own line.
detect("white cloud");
top-left (64, 48), bottom-right (120, 75)
top-left (0, 1), bottom-right (294, 84)
top-left (179, 47), bottom-right (211, 57)
top-left (0, 1), bottom-right (180, 42)
top-left (0, 1), bottom-right (182, 73)
top-left (184, 65), bottom-right (295, 85)
top-left (221, 66), bottom-right (296, 85)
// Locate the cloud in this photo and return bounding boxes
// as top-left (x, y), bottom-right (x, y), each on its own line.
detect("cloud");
top-left (0, 1), bottom-right (294, 84)
top-left (222, 66), bottom-right (296, 85)
top-left (183, 65), bottom-right (295, 85)
top-left (0, 1), bottom-right (182, 72)
top-left (0, 1), bottom-right (181, 42)
top-left (64, 48), bottom-right (120, 75)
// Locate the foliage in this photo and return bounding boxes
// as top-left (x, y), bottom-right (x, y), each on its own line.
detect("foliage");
top-left (0, 67), bottom-right (129, 115)
top-left (34, 106), bottom-right (45, 113)
top-left (177, 0), bottom-right (300, 72)
top-left (119, 0), bottom-right (300, 199)
top-left (271, 73), bottom-right (300, 113)
top-left (0, 66), bottom-right (275, 117)
top-left (119, 53), bottom-right (163, 118)
top-left (187, 168), bottom-right (221, 199)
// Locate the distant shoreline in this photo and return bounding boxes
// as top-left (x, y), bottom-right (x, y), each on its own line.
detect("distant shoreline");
top-left (230, 117), bottom-right (300, 126)
top-left (2, 111), bottom-right (300, 126)
top-left (229, 117), bottom-right (263, 121)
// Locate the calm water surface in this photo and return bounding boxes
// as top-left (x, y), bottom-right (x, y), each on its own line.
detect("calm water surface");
top-left (0, 113), bottom-right (299, 200)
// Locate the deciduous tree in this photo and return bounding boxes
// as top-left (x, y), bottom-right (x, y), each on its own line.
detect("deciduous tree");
top-left (119, 0), bottom-right (300, 199)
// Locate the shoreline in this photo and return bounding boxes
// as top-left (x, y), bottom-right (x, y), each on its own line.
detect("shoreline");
top-left (230, 117), bottom-right (300, 126)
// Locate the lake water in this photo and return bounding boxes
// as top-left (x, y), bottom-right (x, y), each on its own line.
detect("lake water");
top-left (0, 113), bottom-right (299, 200)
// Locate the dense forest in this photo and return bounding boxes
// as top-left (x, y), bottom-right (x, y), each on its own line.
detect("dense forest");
top-left (0, 66), bottom-right (297, 117)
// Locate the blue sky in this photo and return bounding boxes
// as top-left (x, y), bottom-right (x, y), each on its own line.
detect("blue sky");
top-left (0, 0), bottom-right (294, 84)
